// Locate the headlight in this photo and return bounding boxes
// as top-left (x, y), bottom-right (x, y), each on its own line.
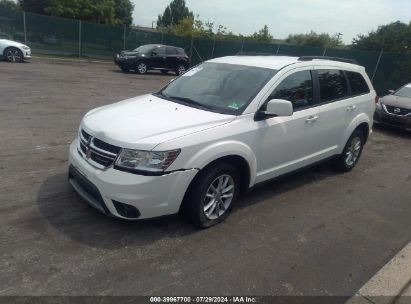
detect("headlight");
top-left (22, 46), bottom-right (30, 50)
top-left (115, 149), bottom-right (181, 174)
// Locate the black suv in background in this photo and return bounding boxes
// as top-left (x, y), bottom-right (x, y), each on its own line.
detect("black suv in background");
top-left (114, 44), bottom-right (190, 75)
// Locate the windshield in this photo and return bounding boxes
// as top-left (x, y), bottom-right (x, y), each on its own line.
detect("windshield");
top-left (157, 62), bottom-right (277, 115)
top-left (394, 86), bottom-right (411, 98)
top-left (133, 45), bottom-right (154, 53)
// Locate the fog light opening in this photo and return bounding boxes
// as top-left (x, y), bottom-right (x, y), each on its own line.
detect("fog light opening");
top-left (113, 201), bottom-right (140, 219)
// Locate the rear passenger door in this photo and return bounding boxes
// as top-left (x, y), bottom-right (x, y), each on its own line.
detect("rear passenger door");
top-left (311, 68), bottom-right (354, 158)
top-left (151, 46), bottom-right (167, 69)
top-left (166, 47), bottom-right (178, 70)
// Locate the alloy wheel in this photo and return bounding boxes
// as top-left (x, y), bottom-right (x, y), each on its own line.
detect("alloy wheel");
top-left (177, 65), bottom-right (186, 75)
top-left (6, 49), bottom-right (22, 62)
top-left (137, 62), bottom-right (147, 74)
top-left (345, 137), bottom-right (362, 167)
top-left (203, 174), bottom-right (235, 220)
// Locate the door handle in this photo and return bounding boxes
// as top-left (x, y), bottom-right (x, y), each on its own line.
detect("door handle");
top-left (346, 105), bottom-right (357, 112)
top-left (305, 115), bottom-right (319, 124)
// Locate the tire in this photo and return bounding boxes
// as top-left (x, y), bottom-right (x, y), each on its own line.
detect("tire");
top-left (161, 70), bottom-right (169, 75)
top-left (182, 163), bottom-right (240, 228)
top-left (176, 65), bottom-right (186, 76)
top-left (136, 61), bottom-right (148, 74)
top-left (334, 129), bottom-right (365, 172)
top-left (4, 47), bottom-right (24, 63)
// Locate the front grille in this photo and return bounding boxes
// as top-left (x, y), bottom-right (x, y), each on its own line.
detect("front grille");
top-left (384, 105), bottom-right (411, 116)
top-left (93, 138), bottom-right (121, 154)
top-left (78, 129), bottom-right (121, 169)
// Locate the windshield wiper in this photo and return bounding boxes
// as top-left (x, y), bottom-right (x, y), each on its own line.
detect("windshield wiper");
top-left (167, 95), bottom-right (214, 110)
top-left (153, 92), bottom-right (214, 111)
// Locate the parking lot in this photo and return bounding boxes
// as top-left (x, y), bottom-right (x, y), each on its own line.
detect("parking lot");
top-left (0, 58), bottom-right (410, 298)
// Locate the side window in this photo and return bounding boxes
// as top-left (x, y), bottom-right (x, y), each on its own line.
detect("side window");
top-left (346, 71), bottom-right (370, 96)
top-left (317, 70), bottom-right (347, 102)
top-left (155, 47), bottom-right (166, 56)
top-left (176, 48), bottom-right (186, 55)
top-left (270, 70), bottom-right (314, 110)
top-left (166, 47), bottom-right (177, 55)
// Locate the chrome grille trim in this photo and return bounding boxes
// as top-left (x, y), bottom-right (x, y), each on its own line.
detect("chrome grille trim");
top-left (77, 129), bottom-right (121, 170)
top-left (382, 104), bottom-right (411, 116)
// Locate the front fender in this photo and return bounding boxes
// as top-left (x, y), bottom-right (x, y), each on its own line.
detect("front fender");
top-left (340, 113), bottom-right (371, 154)
top-left (185, 141), bottom-right (257, 187)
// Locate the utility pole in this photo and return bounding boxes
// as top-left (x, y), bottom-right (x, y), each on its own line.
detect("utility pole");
top-left (335, 32), bottom-right (343, 47)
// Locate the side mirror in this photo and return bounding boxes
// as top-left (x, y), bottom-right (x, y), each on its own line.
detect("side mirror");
top-left (388, 90), bottom-right (395, 94)
top-left (263, 99), bottom-right (293, 117)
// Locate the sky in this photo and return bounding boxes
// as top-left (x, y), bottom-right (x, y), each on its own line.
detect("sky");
top-left (131, 0), bottom-right (411, 44)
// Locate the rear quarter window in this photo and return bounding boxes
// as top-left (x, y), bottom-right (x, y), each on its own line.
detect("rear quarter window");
top-left (176, 48), bottom-right (186, 56)
top-left (346, 71), bottom-right (370, 96)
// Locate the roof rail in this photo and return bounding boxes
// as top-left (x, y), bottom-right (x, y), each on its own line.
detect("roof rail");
top-left (236, 52), bottom-right (275, 56)
top-left (298, 56), bottom-right (358, 64)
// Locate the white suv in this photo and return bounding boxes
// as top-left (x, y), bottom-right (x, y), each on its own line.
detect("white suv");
top-left (69, 55), bottom-right (376, 228)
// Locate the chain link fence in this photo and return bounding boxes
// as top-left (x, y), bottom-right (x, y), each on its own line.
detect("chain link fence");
top-left (1, 8), bottom-right (411, 95)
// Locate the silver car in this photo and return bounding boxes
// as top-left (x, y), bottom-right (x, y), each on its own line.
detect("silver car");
top-left (374, 84), bottom-right (411, 131)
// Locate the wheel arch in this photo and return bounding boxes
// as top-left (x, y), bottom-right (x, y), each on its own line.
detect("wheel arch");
top-left (340, 114), bottom-right (371, 153)
top-left (183, 141), bottom-right (257, 191)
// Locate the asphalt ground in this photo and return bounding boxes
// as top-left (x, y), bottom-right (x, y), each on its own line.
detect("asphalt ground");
top-left (0, 58), bottom-right (410, 299)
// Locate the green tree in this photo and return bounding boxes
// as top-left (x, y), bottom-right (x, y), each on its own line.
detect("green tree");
top-left (166, 16), bottom-right (213, 38)
top-left (114, 0), bottom-right (134, 26)
top-left (352, 21), bottom-right (411, 53)
top-left (157, 0), bottom-right (193, 28)
top-left (248, 25), bottom-right (273, 43)
top-left (0, 0), bottom-right (20, 10)
top-left (18, 0), bottom-right (49, 14)
top-left (285, 31), bottom-right (343, 48)
top-left (18, 0), bottom-right (134, 25)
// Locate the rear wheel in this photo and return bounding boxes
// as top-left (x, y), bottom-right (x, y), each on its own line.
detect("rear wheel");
top-left (334, 130), bottom-right (365, 172)
top-left (176, 65), bottom-right (186, 76)
top-left (182, 163), bottom-right (240, 228)
top-left (136, 61), bottom-right (148, 74)
top-left (4, 47), bottom-right (23, 63)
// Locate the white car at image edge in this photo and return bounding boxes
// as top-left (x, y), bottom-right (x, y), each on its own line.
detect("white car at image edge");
top-left (69, 55), bottom-right (376, 228)
top-left (0, 39), bottom-right (31, 62)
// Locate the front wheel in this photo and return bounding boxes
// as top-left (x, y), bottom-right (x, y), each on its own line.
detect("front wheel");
top-left (182, 163), bottom-right (240, 228)
top-left (136, 62), bottom-right (148, 74)
top-left (334, 130), bottom-right (365, 172)
top-left (5, 47), bottom-right (24, 63)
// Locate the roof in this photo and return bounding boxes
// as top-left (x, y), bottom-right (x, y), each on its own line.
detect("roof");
top-left (208, 56), bottom-right (299, 70)
top-left (208, 55), bottom-right (364, 71)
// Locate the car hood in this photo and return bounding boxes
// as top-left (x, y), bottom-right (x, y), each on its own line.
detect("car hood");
top-left (82, 94), bottom-right (236, 151)
top-left (381, 95), bottom-right (411, 109)
top-left (0, 39), bottom-right (29, 49)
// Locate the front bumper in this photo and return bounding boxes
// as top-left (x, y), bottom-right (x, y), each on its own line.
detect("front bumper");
top-left (374, 107), bottom-right (411, 131)
top-left (23, 49), bottom-right (31, 60)
top-left (114, 56), bottom-right (134, 68)
top-left (68, 139), bottom-right (198, 220)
